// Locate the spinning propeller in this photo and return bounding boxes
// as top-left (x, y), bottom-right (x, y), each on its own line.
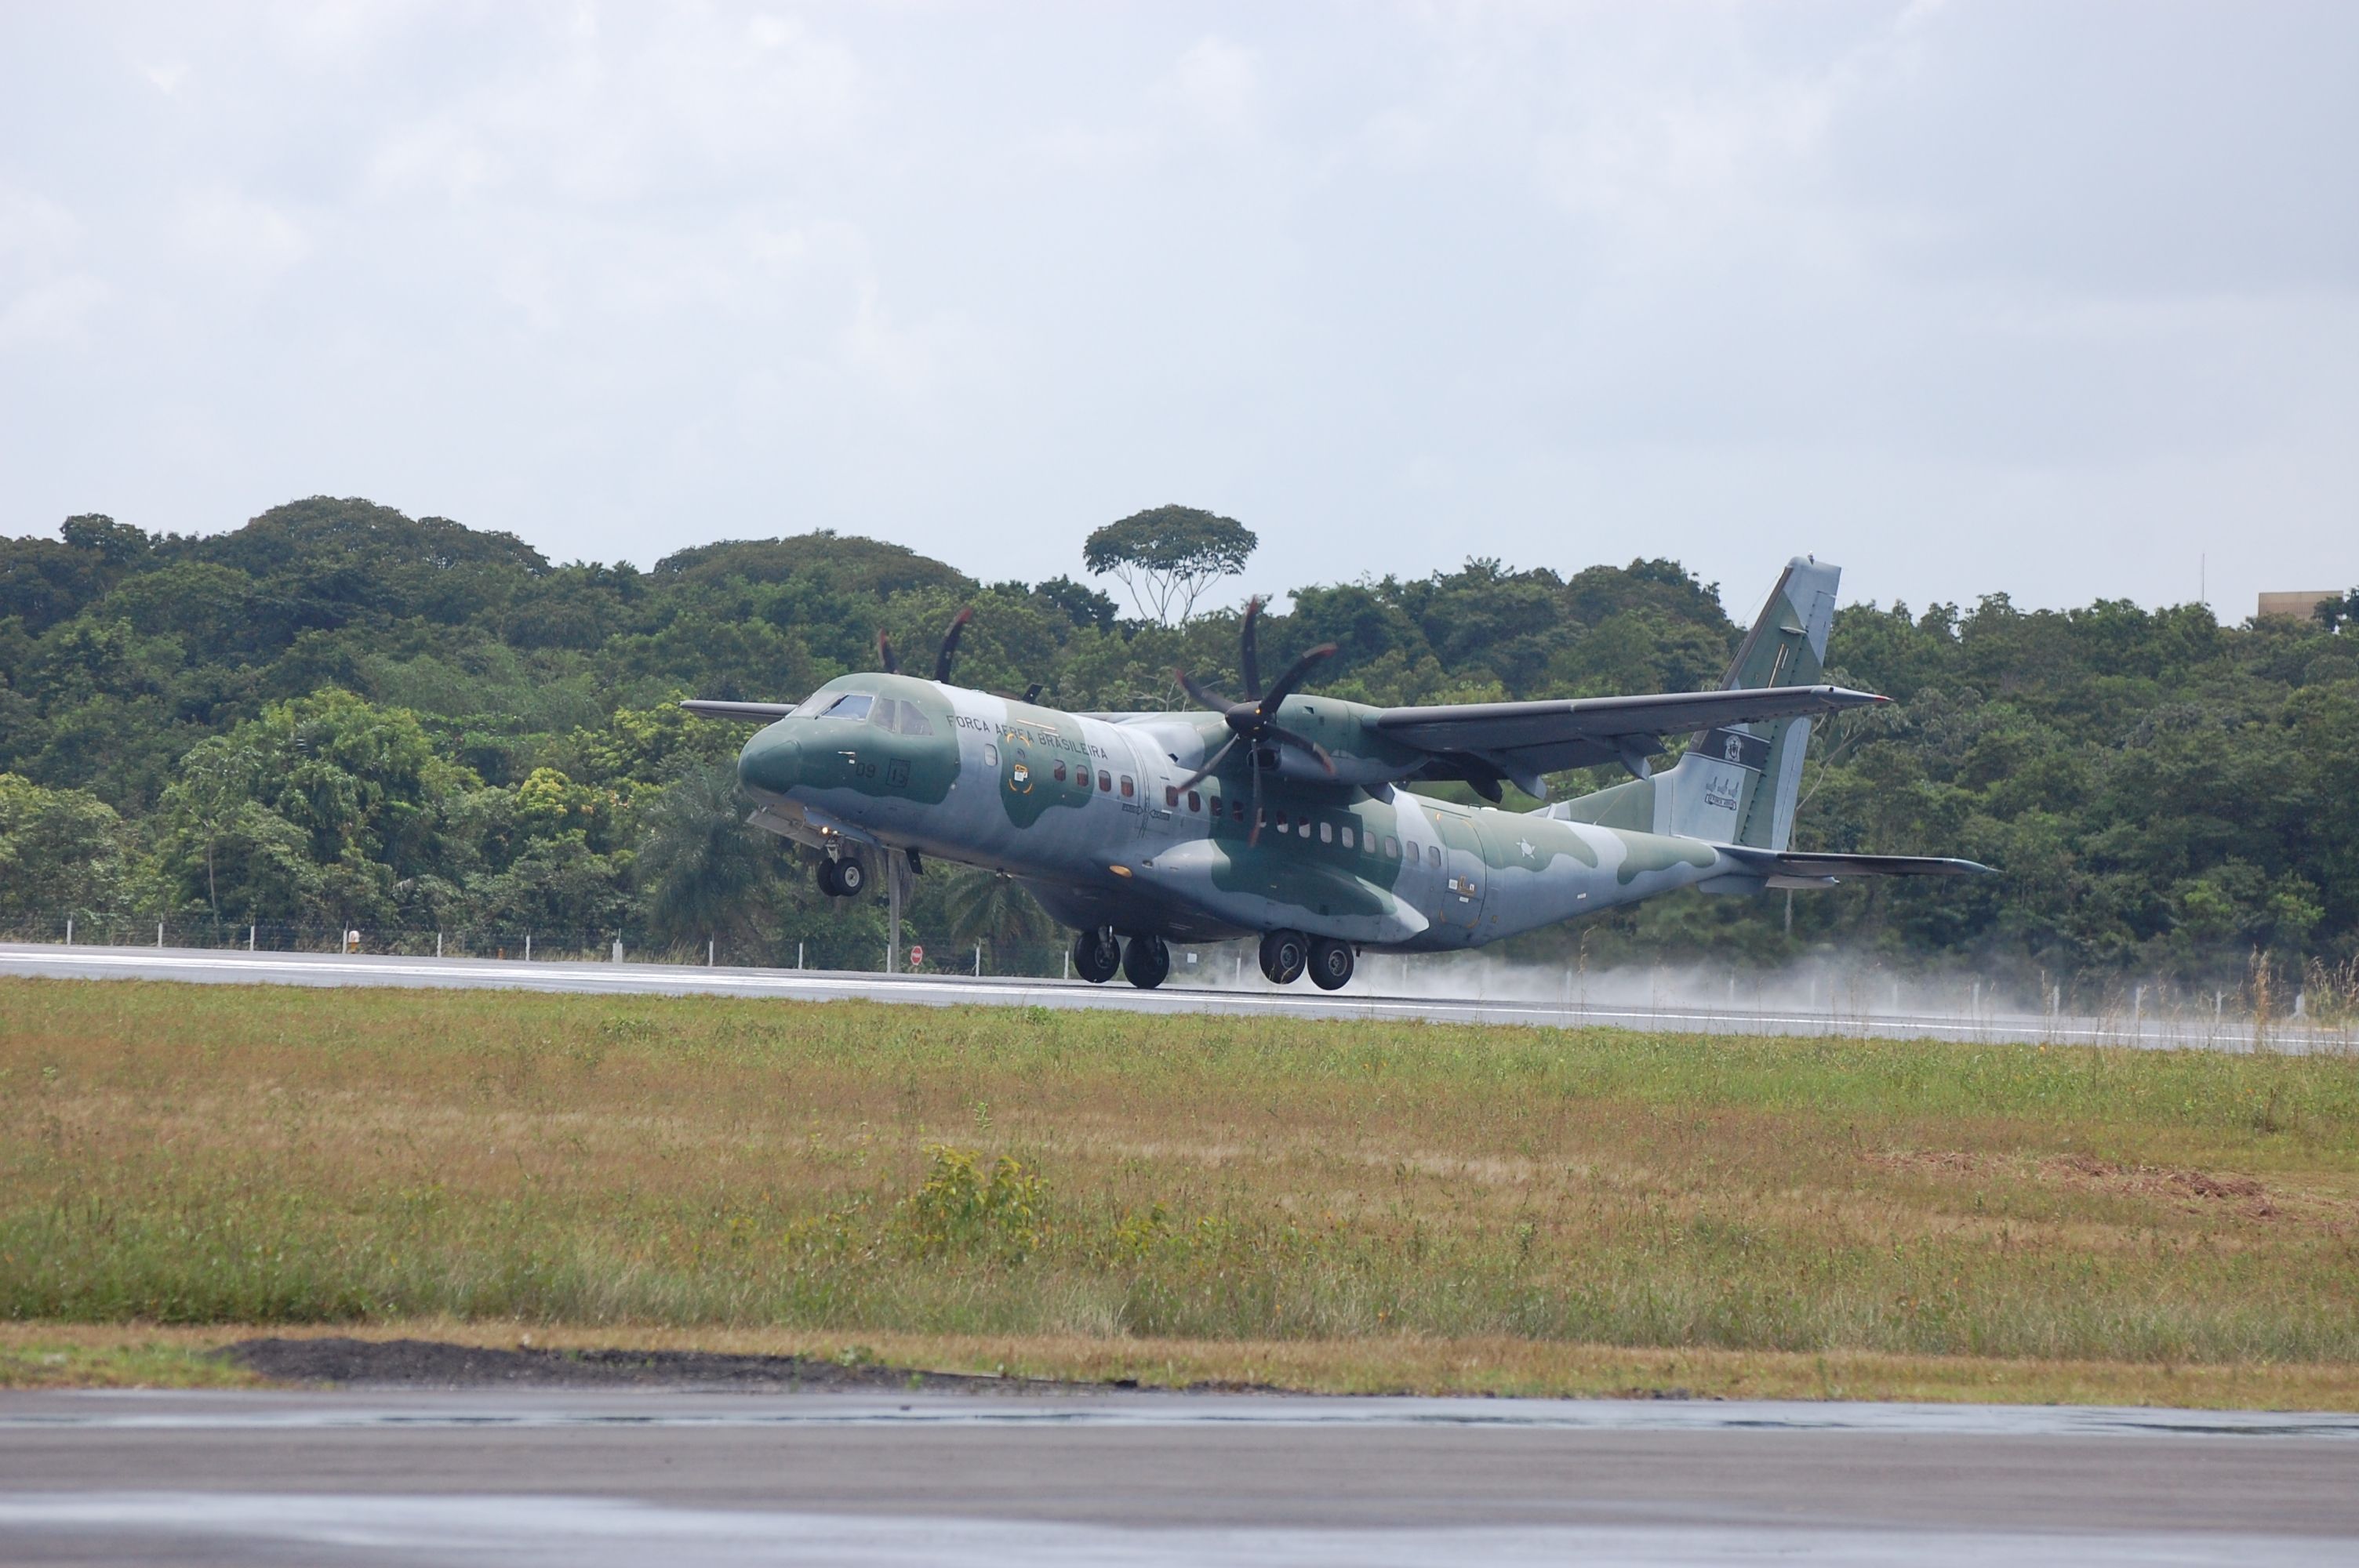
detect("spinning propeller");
top-left (1172, 598), bottom-right (1338, 846)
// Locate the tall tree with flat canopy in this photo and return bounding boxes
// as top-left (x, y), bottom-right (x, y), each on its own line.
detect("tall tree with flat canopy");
top-left (1082, 505), bottom-right (1257, 626)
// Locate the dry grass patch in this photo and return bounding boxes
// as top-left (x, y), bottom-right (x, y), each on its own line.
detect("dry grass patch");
top-left (4, 978), bottom-right (2357, 1398)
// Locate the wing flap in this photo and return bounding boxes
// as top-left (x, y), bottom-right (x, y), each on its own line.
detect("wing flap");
top-left (1720, 846), bottom-right (1996, 879)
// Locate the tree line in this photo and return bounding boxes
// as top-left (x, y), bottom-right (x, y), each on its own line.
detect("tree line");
top-left (2, 495), bottom-right (2354, 988)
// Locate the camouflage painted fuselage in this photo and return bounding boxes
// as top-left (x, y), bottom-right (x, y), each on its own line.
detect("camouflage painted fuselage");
top-left (736, 673), bottom-right (1749, 950)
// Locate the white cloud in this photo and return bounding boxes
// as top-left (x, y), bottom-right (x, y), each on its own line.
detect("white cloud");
top-left (173, 187), bottom-right (311, 275)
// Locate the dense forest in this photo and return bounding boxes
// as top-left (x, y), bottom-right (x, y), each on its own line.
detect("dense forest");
top-left (2, 495), bottom-right (2355, 993)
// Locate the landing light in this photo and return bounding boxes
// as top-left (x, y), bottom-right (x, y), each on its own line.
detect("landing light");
top-left (1109, 865), bottom-right (1132, 878)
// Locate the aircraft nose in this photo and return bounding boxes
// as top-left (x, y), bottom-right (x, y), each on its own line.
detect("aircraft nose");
top-left (738, 726), bottom-right (803, 799)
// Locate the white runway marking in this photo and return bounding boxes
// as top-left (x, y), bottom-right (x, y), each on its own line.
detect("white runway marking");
top-left (0, 944), bottom-right (2324, 1050)
top-left (0, 1492), bottom-right (2337, 1568)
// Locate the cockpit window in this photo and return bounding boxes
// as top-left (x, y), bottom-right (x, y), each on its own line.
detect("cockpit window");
top-left (820, 694), bottom-right (874, 722)
top-left (897, 701), bottom-right (933, 736)
top-left (867, 699), bottom-right (898, 731)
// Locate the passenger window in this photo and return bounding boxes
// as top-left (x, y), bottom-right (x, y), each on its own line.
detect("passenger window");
top-left (1299, 819), bottom-right (1311, 837)
top-left (1384, 836), bottom-right (1400, 859)
top-left (1099, 770), bottom-right (1111, 792)
top-left (1052, 761), bottom-right (1067, 782)
top-left (821, 694), bottom-right (874, 722)
top-left (1120, 775), bottom-right (1135, 798)
top-left (898, 701), bottom-right (933, 736)
top-left (1275, 810), bottom-right (1289, 831)
top-left (1340, 826), bottom-right (1354, 848)
top-left (1165, 786), bottom-right (1178, 808)
top-left (1187, 790), bottom-right (1201, 813)
top-left (1209, 796), bottom-right (1221, 820)
top-left (1233, 800), bottom-right (1247, 822)
top-left (1427, 844), bottom-right (1441, 866)
top-left (1319, 822), bottom-right (1332, 844)
top-left (983, 743), bottom-right (998, 768)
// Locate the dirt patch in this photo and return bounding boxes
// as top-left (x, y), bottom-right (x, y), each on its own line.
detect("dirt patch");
top-left (224, 1336), bottom-right (1062, 1392)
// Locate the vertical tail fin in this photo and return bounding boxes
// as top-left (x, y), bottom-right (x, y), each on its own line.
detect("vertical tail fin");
top-left (1546, 557), bottom-right (1840, 849)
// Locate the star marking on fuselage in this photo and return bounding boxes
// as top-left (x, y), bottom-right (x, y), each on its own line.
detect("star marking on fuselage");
top-left (1516, 837), bottom-right (1536, 859)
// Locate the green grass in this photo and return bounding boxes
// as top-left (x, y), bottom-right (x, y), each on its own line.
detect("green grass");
top-left (3, 978), bottom-right (2356, 1400)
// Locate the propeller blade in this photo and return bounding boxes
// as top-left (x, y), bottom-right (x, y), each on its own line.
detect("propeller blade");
top-left (1172, 735), bottom-right (1239, 795)
top-left (876, 630), bottom-right (899, 675)
top-left (1256, 643), bottom-right (1338, 714)
top-left (1246, 750), bottom-right (1263, 848)
top-left (1240, 597), bottom-right (1263, 701)
top-left (1263, 723), bottom-right (1336, 775)
top-left (1176, 669), bottom-right (1238, 713)
top-left (1022, 682), bottom-right (1042, 704)
top-left (933, 606), bottom-right (974, 684)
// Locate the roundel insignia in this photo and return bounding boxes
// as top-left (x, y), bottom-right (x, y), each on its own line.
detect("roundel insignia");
top-left (1009, 759), bottom-right (1031, 792)
top-left (1724, 735), bottom-right (1743, 762)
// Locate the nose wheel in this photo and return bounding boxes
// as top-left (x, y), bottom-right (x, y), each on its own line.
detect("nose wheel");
top-left (1071, 927), bottom-right (1121, 985)
top-left (816, 857), bottom-right (866, 898)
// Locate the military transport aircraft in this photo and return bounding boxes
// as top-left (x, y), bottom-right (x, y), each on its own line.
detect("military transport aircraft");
top-left (684, 558), bottom-right (1990, 990)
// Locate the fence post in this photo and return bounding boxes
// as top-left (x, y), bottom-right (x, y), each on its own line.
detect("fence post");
top-left (975, 942), bottom-right (982, 977)
top-left (797, 941), bottom-right (804, 971)
top-left (436, 931), bottom-right (443, 957)
top-left (525, 933), bottom-right (532, 962)
top-left (64, 916), bottom-right (72, 946)
top-left (707, 936), bottom-right (714, 967)
top-left (612, 937), bottom-right (624, 964)
top-left (248, 924), bottom-right (255, 952)
top-left (157, 920), bottom-right (164, 949)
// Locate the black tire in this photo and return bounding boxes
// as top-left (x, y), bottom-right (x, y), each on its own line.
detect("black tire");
top-left (1308, 938), bottom-right (1354, 991)
top-left (815, 859), bottom-right (843, 897)
top-left (1258, 929), bottom-right (1308, 985)
top-left (1071, 927), bottom-right (1121, 985)
top-left (1121, 933), bottom-right (1171, 989)
top-left (834, 858), bottom-right (867, 896)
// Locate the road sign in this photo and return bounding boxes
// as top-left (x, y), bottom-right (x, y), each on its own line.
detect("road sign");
top-left (909, 945), bottom-right (925, 968)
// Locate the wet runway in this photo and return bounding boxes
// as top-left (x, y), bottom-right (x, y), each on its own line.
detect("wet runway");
top-left (2, 1389), bottom-right (2354, 1565)
top-left (1, 942), bottom-right (2327, 1051)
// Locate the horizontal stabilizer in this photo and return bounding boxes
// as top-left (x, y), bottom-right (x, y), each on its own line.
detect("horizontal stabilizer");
top-left (681, 699), bottom-right (797, 722)
top-left (1719, 845), bottom-right (1996, 880)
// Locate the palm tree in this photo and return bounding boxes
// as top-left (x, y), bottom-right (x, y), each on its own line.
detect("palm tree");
top-left (940, 866), bottom-right (1052, 967)
top-left (636, 764), bottom-right (769, 951)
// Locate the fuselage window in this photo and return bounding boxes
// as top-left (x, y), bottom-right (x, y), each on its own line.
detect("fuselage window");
top-left (1052, 761), bottom-right (1067, 783)
top-left (1340, 826), bottom-right (1354, 849)
top-left (1098, 769), bottom-right (1112, 792)
top-left (1232, 799), bottom-right (1246, 822)
top-left (1165, 786), bottom-right (1178, 808)
top-left (1319, 821), bottom-right (1332, 844)
top-left (1187, 790), bottom-right (1201, 813)
top-left (983, 742), bottom-right (998, 768)
top-left (822, 694), bottom-right (874, 722)
top-left (1384, 835), bottom-right (1401, 859)
top-left (1274, 809), bottom-right (1289, 832)
top-left (1120, 775), bottom-right (1135, 798)
top-left (897, 701), bottom-right (933, 736)
top-left (1299, 819), bottom-right (1311, 837)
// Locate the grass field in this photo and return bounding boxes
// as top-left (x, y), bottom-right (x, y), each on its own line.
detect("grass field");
top-left (4, 978), bottom-right (2356, 1405)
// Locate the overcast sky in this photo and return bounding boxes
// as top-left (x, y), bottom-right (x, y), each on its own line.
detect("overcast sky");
top-left (2, 2), bottom-right (2353, 621)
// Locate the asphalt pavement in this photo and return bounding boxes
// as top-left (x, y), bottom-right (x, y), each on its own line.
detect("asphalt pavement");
top-left (2, 1388), bottom-right (2355, 1566)
top-left (1, 942), bottom-right (2328, 1051)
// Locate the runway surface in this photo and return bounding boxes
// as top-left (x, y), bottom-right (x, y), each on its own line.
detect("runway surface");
top-left (2, 1388), bottom-right (2354, 1566)
top-left (1, 942), bottom-right (2329, 1051)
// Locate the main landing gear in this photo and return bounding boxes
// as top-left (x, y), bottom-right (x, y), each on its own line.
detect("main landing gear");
top-left (1259, 929), bottom-right (1354, 989)
top-left (816, 856), bottom-right (866, 898)
top-left (1071, 927), bottom-right (1170, 989)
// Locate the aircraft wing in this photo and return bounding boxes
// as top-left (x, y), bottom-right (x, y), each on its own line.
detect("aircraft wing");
top-left (1372, 684), bottom-right (1885, 782)
top-left (680, 699), bottom-right (798, 722)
